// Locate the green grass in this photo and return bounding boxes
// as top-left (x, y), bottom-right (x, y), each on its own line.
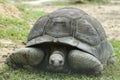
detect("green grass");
top-left (42, 1), bottom-right (71, 6)
top-left (15, 4), bottom-right (46, 21)
top-left (110, 40), bottom-right (120, 63)
top-left (22, 10), bottom-right (45, 21)
top-left (15, 4), bottom-right (28, 11)
top-left (0, 5), bottom-right (45, 41)
top-left (0, 16), bottom-right (30, 41)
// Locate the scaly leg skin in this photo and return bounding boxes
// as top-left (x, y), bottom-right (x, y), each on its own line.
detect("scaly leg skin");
top-left (6, 48), bottom-right (44, 68)
top-left (68, 50), bottom-right (103, 75)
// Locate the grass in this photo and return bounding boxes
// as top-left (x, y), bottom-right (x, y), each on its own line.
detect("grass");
top-left (15, 4), bottom-right (28, 11)
top-left (15, 4), bottom-right (46, 21)
top-left (0, 16), bottom-right (30, 41)
top-left (22, 10), bottom-right (45, 21)
top-left (110, 40), bottom-right (120, 63)
top-left (0, 4), bottom-right (45, 41)
top-left (42, 1), bottom-right (71, 6)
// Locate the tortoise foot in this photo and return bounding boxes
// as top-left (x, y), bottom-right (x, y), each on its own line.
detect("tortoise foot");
top-left (68, 50), bottom-right (103, 75)
top-left (6, 48), bottom-right (44, 67)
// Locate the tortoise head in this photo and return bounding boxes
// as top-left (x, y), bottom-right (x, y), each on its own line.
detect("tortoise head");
top-left (49, 51), bottom-right (64, 68)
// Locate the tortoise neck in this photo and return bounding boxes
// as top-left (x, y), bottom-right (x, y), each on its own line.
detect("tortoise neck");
top-left (48, 43), bottom-right (67, 56)
top-left (52, 50), bottom-right (65, 57)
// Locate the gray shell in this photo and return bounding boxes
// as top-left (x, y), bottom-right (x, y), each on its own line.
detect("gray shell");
top-left (26, 7), bottom-right (113, 64)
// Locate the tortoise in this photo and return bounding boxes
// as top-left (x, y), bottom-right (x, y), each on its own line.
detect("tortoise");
top-left (6, 7), bottom-right (115, 75)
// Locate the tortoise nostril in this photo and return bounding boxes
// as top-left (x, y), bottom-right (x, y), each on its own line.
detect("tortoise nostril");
top-left (59, 60), bottom-right (63, 64)
top-left (51, 60), bottom-right (54, 64)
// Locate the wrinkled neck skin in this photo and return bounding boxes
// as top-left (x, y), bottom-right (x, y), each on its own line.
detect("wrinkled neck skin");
top-left (50, 44), bottom-right (67, 58)
top-left (52, 48), bottom-right (65, 57)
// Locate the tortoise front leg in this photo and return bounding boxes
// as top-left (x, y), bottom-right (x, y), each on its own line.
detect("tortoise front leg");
top-left (68, 50), bottom-right (103, 75)
top-left (6, 48), bottom-right (44, 68)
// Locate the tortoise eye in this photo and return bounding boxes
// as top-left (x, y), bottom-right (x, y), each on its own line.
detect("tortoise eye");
top-left (59, 60), bottom-right (63, 64)
top-left (51, 60), bottom-right (54, 64)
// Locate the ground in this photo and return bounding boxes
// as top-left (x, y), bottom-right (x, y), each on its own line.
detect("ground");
top-left (0, 0), bottom-right (120, 75)
top-left (0, 3), bottom-right (21, 18)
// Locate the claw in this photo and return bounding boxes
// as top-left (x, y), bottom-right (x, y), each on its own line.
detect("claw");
top-left (5, 56), bottom-right (23, 69)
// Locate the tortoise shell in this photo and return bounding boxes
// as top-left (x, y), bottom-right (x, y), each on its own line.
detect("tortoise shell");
top-left (26, 7), bottom-right (113, 64)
